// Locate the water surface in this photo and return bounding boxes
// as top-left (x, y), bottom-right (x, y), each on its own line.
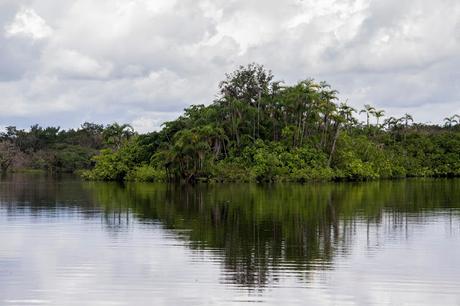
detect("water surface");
top-left (1, 175), bottom-right (460, 305)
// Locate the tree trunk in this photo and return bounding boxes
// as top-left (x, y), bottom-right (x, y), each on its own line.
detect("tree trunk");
top-left (328, 124), bottom-right (340, 167)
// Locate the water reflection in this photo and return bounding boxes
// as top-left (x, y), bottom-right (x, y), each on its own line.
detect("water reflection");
top-left (85, 180), bottom-right (460, 288)
top-left (1, 175), bottom-right (460, 305)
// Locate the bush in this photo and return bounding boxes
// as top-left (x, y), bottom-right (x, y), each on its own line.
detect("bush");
top-left (211, 159), bottom-right (253, 182)
top-left (126, 165), bottom-right (166, 182)
top-left (81, 149), bottom-right (129, 181)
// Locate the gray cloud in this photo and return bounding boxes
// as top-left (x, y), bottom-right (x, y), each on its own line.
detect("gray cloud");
top-left (0, 0), bottom-right (459, 132)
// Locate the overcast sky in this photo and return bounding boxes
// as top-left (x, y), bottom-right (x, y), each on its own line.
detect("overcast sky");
top-left (1, 0), bottom-right (459, 132)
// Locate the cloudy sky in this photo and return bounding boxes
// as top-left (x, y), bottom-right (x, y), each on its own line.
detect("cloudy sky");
top-left (1, 0), bottom-right (459, 132)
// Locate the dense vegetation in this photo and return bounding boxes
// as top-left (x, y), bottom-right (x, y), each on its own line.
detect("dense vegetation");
top-left (0, 122), bottom-right (134, 174)
top-left (1, 63), bottom-right (460, 182)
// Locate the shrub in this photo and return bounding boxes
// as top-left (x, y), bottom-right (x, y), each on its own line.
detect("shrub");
top-left (126, 165), bottom-right (166, 182)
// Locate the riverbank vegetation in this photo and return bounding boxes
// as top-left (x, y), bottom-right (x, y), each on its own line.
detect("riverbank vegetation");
top-left (1, 63), bottom-right (460, 182)
top-left (0, 122), bottom-right (134, 174)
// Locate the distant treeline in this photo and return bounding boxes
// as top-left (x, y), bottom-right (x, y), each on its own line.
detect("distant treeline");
top-left (1, 63), bottom-right (460, 182)
top-left (0, 122), bottom-right (134, 174)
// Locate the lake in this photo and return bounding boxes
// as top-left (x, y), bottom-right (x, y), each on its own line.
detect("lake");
top-left (1, 175), bottom-right (460, 305)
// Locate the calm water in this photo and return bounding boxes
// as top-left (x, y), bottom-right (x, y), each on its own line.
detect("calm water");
top-left (1, 175), bottom-right (460, 305)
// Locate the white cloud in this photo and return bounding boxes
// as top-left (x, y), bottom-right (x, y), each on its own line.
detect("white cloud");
top-left (0, 0), bottom-right (459, 130)
top-left (5, 7), bottom-right (52, 40)
top-left (131, 112), bottom-right (181, 133)
top-left (43, 49), bottom-right (113, 79)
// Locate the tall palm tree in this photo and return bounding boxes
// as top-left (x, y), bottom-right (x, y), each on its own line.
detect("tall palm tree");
top-left (374, 110), bottom-right (385, 127)
top-left (384, 116), bottom-right (407, 131)
top-left (383, 117), bottom-right (396, 130)
top-left (444, 115), bottom-right (459, 128)
top-left (359, 104), bottom-right (375, 127)
top-left (103, 123), bottom-right (134, 149)
top-left (402, 113), bottom-right (413, 129)
top-left (400, 113), bottom-right (413, 141)
top-left (338, 102), bottom-right (356, 132)
top-left (327, 110), bottom-right (346, 167)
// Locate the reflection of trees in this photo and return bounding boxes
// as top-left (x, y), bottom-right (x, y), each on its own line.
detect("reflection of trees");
top-left (85, 179), bottom-right (460, 287)
top-left (0, 174), bottom-right (97, 216)
top-left (2, 175), bottom-right (460, 288)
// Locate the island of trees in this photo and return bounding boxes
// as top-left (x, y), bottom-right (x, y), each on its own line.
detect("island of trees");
top-left (1, 64), bottom-right (460, 182)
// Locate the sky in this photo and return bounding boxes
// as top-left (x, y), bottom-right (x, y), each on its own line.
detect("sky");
top-left (0, 0), bottom-right (459, 133)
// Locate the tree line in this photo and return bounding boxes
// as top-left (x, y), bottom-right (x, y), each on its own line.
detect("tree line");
top-left (1, 63), bottom-right (460, 182)
top-left (0, 122), bottom-right (133, 173)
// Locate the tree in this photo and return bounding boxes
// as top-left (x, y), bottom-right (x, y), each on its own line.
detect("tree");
top-left (327, 110), bottom-right (346, 167)
top-left (78, 63), bottom-right (460, 182)
top-left (360, 104), bottom-right (375, 127)
top-left (444, 115), bottom-right (459, 129)
top-left (103, 123), bottom-right (134, 150)
top-left (383, 117), bottom-right (399, 131)
top-left (217, 63), bottom-right (276, 144)
top-left (159, 127), bottom-right (215, 182)
top-left (402, 113), bottom-right (414, 129)
top-left (338, 102), bottom-right (357, 133)
top-left (374, 110), bottom-right (385, 127)
top-left (0, 141), bottom-right (23, 172)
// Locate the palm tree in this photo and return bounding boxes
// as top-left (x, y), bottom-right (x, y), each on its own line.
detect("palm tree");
top-left (402, 113), bottom-right (413, 129)
top-left (383, 116), bottom-right (403, 143)
top-left (327, 110), bottom-right (346, 167)
top-left (383, 117), bottom-right (404, 130)
top-left (374, 110), bottom-right (385, 127)
top-left (400, 113), bottom-right (413, 141)
top-left (338, 102), bottom-right (356, 132)
top-left (359, 104), bottom-right (375, 127)
top-left (103, 123), bottom-right (134, 149)
top-left (444, 115), bottom-right (459, 128)
top-left (383, 117), bottom-right (396, 130)
top-left (199, 125), bottom-right (229, 158)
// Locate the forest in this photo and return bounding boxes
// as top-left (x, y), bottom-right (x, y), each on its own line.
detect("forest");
top-left (1, 63), bottom-right (460, 182)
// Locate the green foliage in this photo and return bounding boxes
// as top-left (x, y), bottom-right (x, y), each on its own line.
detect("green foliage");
top-left (102, 123), bottom-right (134, 149)
top-left (82, 64), bottom-right (460, 182)
top-left (332, 134), bottom-right (404, 180)
top-left (3, 63), bottom-right (460, 182)
top-left (248, 141), bottom-right (284, 181)
top-left (51, 145), bottom-right (96, 172)
top-left (238, 140), bottom-right (333, 182)
top-left (0, 122), bottom-right (138, 174)
top-left (210, 159), bottom-right (252, 182)
top-left (125, 165), bottom-right (166, 182)
top-left (81, 149), bottom-right (130, 181)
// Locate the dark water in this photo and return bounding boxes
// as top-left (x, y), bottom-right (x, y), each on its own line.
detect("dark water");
top-left (1, 175), bottom-right (460, 305)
